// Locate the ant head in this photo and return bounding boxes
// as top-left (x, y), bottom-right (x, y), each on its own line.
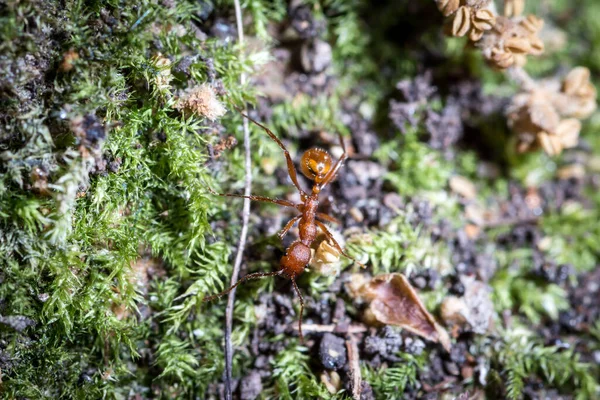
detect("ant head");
top-left (301, 148), bottom-right (332, 183)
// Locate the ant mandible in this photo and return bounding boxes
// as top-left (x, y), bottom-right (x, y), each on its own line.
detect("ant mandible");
top-left (204, 107), bottom-right (364, 342)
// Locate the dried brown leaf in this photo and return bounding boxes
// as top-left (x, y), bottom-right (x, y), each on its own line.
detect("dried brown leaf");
top-left (563, 67), bottom-right (593, 97)
top-left (528, 96), bottom-right (560, 132)
top-left (538, 131), bottom-right (563, 156)
top-left (452, 6), bottom-right (472, 37)
top-left (469, 27), bottom-right (484, 42)
top-left (513, 53), bottom-right (528, 67)
top-left (437, 0), bottom-right (461, 17)
top-left (520, 15), bottom-right (544, 34)
top-left (555, 118), bottom-right (581, 148)
top-left (504, 36), bottom-right (531, 54)
top-left (472, 9), bottom-right (495, 31)
top-left (491, 47), bottom-right (515, 69)
top-left (528, 36), bottom-right (545, 55)
top-left (504, 0), bottom-right (525, 17)
top-left (359, 273), bottom-right (451, 352)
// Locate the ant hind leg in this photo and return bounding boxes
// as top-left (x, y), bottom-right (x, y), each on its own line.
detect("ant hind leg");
top-left (203, 270), bottom-right (282, 302)
top-left (207, 186), bottom-right (298, 209)
top-left (291, 278), bottom-right (305, 344)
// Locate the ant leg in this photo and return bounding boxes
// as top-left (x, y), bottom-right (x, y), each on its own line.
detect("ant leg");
top-left (203, 270), bottom-right (282, 302)
top-left (318, 132), bottom-right (348, 190)
top-left (208, 186), bottom-right (299, 209)
top-left (316, 212), bottom-right (340, 225)
top-left (291, 278), bottom-right (305, 344)
top-left (315, 220), bottom-right (365, 268)
top-left (278, 215), bottom-right (302, 240)
top-left (234, 106), bottom-right (307, 196)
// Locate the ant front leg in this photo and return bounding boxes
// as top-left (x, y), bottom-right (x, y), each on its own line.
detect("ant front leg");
top-left (234, 107), bottom-right (308, 197)
top-left (203, 270), bottom-right (283, 302)
top-left (315, 220), bottom-right (365, 268)
top-left (207, 186), bottom-right (299, 209)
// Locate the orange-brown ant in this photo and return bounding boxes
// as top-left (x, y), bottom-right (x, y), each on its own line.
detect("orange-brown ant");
top-left (204, 107), bottom-right (364, 342)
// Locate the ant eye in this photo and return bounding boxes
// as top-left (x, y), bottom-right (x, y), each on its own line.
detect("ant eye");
top-left (300, 148), bottom-right (332, 181)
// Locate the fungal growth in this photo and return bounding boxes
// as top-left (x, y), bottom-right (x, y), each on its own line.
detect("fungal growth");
top-left (204, 108), bottom-right (364, 342)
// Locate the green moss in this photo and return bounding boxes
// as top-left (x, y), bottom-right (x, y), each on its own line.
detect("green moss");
top-left (2, 0), bottom-right (600, 397)
top-left (0, 0), bottom-right (256, 395)
top-left (363, 352), bottom-right (427, 399)
top-left (491, 334), bottom-right (599, 400)
top-left (376, 131), bottom-right (452, 197)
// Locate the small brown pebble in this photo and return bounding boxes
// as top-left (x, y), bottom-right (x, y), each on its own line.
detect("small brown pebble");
top-left (383, 193), bottom-right (403, 211)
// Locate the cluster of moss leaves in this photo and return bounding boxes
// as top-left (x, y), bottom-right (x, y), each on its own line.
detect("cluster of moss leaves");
top-left (0, 0), bottom-right (268, 396)
top-left (1, 0), bottom-right (600, 399)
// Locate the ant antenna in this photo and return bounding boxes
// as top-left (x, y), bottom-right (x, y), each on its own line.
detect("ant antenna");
top-left (203, 270), bottom-right (283, 302)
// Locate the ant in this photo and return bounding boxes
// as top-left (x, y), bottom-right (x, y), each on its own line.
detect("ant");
top-left (204, 107), bottom-right (364, 342)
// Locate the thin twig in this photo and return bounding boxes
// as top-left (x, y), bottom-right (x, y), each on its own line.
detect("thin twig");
top-left (291, 323), bottom-right (368, 334)
top-left (346, 335), bottom-right (362, 400)
top-left (482, 215), bottom-right (539, 229)
top-left (224, 1), bottom-right (250, 399)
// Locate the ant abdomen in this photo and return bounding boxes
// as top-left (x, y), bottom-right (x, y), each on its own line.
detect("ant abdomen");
top-left (280, 241), bottom-right (311, 279)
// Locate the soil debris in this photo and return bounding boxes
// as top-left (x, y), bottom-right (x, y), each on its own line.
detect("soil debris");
top-left (319, 333), bottom-right (347, 370)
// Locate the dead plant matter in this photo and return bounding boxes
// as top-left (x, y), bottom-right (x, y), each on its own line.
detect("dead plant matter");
top-left (507, 66), bottom-right (597, 155)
